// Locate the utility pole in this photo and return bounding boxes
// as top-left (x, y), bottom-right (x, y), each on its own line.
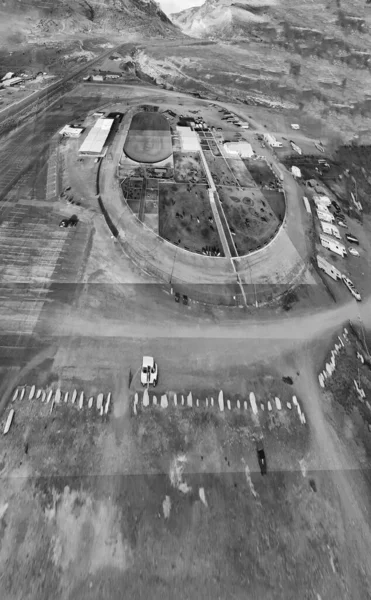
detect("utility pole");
top-left (169, 246), bottom-right (178, 287)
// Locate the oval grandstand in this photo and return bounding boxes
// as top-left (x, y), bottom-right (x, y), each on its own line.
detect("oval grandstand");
top-left (124, 111), bottom-right (172, 164)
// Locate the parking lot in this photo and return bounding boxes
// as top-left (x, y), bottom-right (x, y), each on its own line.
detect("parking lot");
top-left (0, 201), bottom-right (92, 365)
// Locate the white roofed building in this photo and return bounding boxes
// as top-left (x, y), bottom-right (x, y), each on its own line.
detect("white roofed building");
top-left (59, 125), bottom-right (84, 138)
top-left (223, 142), bottom-right (254, 158)
top-left (176, 126), bottom-right (200, 151)
top-left (79, 118), bottom-right (114, 155)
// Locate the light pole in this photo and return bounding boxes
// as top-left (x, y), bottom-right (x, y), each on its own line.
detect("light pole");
top-left (169, 246), bottom-right (178, 287)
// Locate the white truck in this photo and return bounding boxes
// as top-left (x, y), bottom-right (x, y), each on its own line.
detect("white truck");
top-left (320, 221), bottom-right (341, 239)
top-left (140, 356), bottom-right (158, 387)
top-left (317, 255), bottom-right (342, 281)
top-left (320, 234), bottom-right (347, 257)
top-left (263, 133), bottom-right (282, 148)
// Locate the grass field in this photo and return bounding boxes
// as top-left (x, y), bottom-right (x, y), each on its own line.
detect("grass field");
top-left (243, 159), bottom-right (278, 187)
top-left (159, 183), bottom-right (223, 255)
top-left (173, 152), bottom-right (207, 184)
top-left (203, 152), bottom-right (237, 186)
top-left (124, 111), bottom-right (172, 164)
top-left (262, 189), bottom-right (286, 222)
top-left (218, 187), bottom-right (281, 255)
top-left (226, 158), bottom-right (257, 188)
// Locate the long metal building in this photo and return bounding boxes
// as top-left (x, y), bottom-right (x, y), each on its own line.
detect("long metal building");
top-left (79, 118), bottom-right (114, 155)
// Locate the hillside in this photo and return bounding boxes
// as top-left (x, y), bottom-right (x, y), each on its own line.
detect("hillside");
top-left (0, 0), bottom-right (177, 46)
top-left (171, 0), bottom-right (369, 42)
top-left (171, 0), bottom-right (275, 38)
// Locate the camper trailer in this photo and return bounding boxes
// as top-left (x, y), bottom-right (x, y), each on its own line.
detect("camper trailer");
top-left (263, 133), bottom-right (282, 148)
top-left (320, 234), bottom-right (347, 257)
top-left (303, 197), bottom-right (311, 214)
top-left (320, 221), bottom-right (341, 239)
top-left (316, 255), bottom-right (342, 281)
top-left (317, 210), bottom-right (334, 223)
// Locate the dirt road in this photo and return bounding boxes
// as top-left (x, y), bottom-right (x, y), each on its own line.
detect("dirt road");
top-left (295, 355), bottom-right (371, 596)
top-left (52, 291), bottom-right (366, 342)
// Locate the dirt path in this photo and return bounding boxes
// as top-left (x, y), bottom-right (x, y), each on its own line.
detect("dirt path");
top-left (294, 351), bottom-right (371, 596)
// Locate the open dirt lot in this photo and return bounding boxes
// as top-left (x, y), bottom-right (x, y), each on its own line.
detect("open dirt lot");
top-left (218, 187), bottom-right (280, 255)
top-left (1, 325), bottom-right (371, 600)
top-left (173, 152), bottom-right (207, 184)
top-left (159, 182), bottom-right (222, 255)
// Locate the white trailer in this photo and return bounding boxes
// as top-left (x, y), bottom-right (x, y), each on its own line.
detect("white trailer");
top-left (317, 210), bottom-right (334, 223)
top-left (317, 255), bottom-right (342, 280)
top-left (320, 221), bottom-right (341, 239)
top-left (303, 196), bottom-right (311, 214)
top-left (263, 133), bottom-right (282, 148)
top-left (320, 234), bottom-right (347, 257)
top-left (315, 194), bottom-right (331, 206)
top-left (313, 195), bottom-right (331, 207)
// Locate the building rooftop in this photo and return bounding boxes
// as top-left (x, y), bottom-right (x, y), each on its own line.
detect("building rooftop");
top-left (79, 118), bottom-right (114, 155)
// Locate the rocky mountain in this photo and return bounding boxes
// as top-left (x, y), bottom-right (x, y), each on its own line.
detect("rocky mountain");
top-left (0, 0), bottom-right (177, 43)
top-left (170, 0), bottom-right (275, 38)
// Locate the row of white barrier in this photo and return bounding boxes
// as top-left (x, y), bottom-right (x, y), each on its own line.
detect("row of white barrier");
top-left (11, 385), bottom-right (112, 416)
top-left (133, 389), bottom-right (306, 424)
top-left (318, 327), bottom-right (348, 388)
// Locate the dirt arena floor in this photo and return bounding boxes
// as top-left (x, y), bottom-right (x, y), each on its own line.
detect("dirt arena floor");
top-left (124, 111), bottom-right (172, 164)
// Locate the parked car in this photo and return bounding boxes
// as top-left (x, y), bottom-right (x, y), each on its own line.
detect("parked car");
top-left (348, 247), bottom-right (360, 257)
top-left (257, 440), bottom-right (267, 475)
top-left (332, 200), bottom-right (341, 212)
top-left (337, 220), bottom-right (348, 228)
top-left (140, 356), bottom-right (158, 386)
top-left (59, 215), bottom-right (78, 228)
top-left (345, 233), bottom-right (359, 245)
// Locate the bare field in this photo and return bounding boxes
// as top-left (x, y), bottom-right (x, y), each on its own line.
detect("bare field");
top-left (173, 151), bottom-right (207, 183)
top-left (203, 152), bottom-right (236, 186)
top-left (218, 186), bottom-right (280, 255)
top-left (159, 182), bottom-right (222, 254)
top-left (225, 158), bottom-right (256, 188)
top-left (243, 158), bottom-right (277, 187)
top-left (0, 349), bottom-right (363, 600)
